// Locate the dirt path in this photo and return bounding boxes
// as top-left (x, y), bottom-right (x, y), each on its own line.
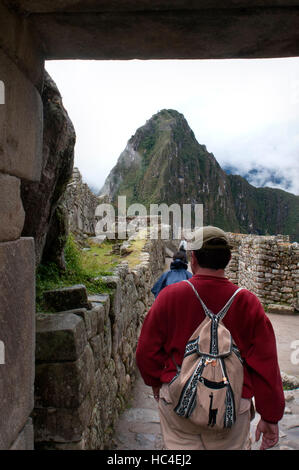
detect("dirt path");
top-left (267, 313), bottom-right (299, 377)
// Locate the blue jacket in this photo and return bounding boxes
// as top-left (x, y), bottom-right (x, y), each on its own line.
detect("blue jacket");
top-left (151, 259), bottom-right (193, 298)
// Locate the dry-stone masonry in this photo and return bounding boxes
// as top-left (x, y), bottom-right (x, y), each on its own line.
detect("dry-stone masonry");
top-left (33, 237), bottom-right (164, 449)
top-left (225, 233), bottom-right (299, 312)
top-left (62, 167), bottom-right (100, 238)
top-left (2, 0), bottom-right (299, 450)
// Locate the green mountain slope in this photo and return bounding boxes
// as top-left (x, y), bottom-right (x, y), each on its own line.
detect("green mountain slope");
top-left (100, 109), bottom-right (299, 241)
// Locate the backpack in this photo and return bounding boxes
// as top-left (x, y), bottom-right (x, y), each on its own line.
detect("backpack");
top-left (168, 280), bottom-right (244, 432)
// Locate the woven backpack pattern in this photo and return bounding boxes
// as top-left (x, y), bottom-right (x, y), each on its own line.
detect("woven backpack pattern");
top-left (168, 281), bottom-right (244, 432)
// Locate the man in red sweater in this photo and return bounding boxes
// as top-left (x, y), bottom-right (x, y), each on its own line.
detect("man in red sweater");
top-left (136, 226), bottom-right (285, 450)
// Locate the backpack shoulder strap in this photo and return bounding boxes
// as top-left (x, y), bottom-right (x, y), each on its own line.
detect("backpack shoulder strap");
top-left (216, 287), bottom-right (244, 321)
top-left (183, 280), bottom-right (213, 319)
top-left (183, 280), bottom-right (244, 321)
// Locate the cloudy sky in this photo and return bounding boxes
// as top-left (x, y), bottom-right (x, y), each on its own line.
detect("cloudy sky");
top-left (46, 58), bottom-right (299, 195)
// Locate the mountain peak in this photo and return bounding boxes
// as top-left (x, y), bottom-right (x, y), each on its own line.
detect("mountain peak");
top-left (100, 110), bottom-right (298, 240)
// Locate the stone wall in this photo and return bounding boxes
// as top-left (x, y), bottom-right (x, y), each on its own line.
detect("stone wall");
top-left (0, 1), bottom-right (43, 448)
top-left (226, 233), bottom-right (299, 311)
top-left (2, 0), bottom-right (299, 451)
top-left (62, 167), bottom-right (100, 238)
top-left (33, 237), bottom-right (165, 450)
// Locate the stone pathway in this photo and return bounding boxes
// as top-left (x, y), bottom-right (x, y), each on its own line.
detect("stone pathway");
top-left (111, 373), bottom-right (163, 451)
top-left (112, 373), bottom-right (299, 451)
top-left (112, 311), bottom-right (299, 451)
top-left (251, 389), bottom-right (299, 450)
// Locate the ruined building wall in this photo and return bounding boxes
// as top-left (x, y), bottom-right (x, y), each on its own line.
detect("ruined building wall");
top-left (33, 237), bottom-right (165, 450)
top-left (0, 2), bottom-right (44, 449)
top-left (1, 0), bottom-right (299, 451)
top-left (62, 167), bottom-right (100, 238)
top-left (226, 233), bottom-right (299, 311)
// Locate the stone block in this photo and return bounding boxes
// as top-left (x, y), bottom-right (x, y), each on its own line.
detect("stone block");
top-left (74, 308), bottom-right (97, 340)
top-left (43, 284), bottom-right (90, 312)
top-left (88, 293), bottom-right (110, 319)
top-left (40, 440), bottom-right (86, 450)
top-left (33, 391), bottom-right (94, 443)
top-left (35, 344), bottom-right (95, 409)
top-left (102, 276), bottom-right (121, 323)
top-left (264, 273), bottom-right (274, 279)
top-left (88, 309), bottom-right (98, 338)
top-left (88, 235), bottom-right (106, 246)
top-left (90, 302), bottom-right (105, 334)
top-left (281, 371), bottom-right (299, 389)
top-left (0, 48), bottom-right (43, 181)
top-left (43, 440), bottom-right (86, 450)
top-left (89, 312), bottom-right (113, 370)
top-left (0, 173), bottom-right (25, 242)
top-left (36, 312), bottom-right (87, 362)
top-left (0, 238), bottom-right (35, 450)
top-left (267, 304), bottom-right (295, 315)
top-left (103, 317), bottom-right (112, 367)
top-left (9, 418), bottom-right (34, 450)
top-left (89, 334), bottom-right (104, 371)
top-left (0, 2), bottom-right (44, 89)
top-left (281, 287), bottom-right (293, 293)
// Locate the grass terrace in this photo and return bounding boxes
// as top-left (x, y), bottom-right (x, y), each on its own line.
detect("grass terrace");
top-left (36, 230), bottom-right (150, 312)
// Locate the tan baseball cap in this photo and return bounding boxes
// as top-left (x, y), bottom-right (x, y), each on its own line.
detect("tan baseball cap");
top-left (184, 225), bottom-right (229, 251)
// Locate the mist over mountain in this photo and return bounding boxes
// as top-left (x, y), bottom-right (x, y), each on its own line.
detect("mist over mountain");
top-left (100, 109), bottom-right (299, 241)
top-left (223, 164), bottom-right (295, 193)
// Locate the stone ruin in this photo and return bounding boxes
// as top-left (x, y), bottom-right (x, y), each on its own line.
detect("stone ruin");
top-left (2, 0), bottom-right (299, 451)
top-left (34, 235), bottom-right (165, 450)
top-left (225, 233), bottom-right (299, 313)
top-left (62, 167), bottom-right (100, 240)
top-left (31, 225), bottom-right (298, 450)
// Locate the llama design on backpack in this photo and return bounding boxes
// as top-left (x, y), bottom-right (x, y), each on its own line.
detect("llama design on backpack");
top-left (208, 393), bottom-right (218, 427)
top-left (168, 280), bottom-right (244, 432)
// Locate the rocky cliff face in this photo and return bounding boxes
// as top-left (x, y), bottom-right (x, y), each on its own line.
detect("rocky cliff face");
top-left (100, 109), bottom-right (299, 241)
top-left (21, 71), bottom-right (76, 268)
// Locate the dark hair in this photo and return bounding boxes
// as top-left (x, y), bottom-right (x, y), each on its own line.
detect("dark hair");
top-left (173, 250), bottom-right (188, 264)
top-left (193, 238), bottom-right (231, 270)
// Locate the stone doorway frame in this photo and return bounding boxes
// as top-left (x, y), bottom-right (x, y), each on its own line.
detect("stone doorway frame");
top-left (1, 0), bottom-right (299, 449)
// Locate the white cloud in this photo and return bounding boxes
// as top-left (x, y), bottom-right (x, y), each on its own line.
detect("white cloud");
top-left (46, 58), bottom-right (299, 194)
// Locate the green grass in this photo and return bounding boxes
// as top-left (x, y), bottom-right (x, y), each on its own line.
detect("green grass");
top-left (125, 234), bottom-right (148, 268)
top-left (82, 241), bottom-right (120, 273)
top-left (36, 234), bottom-right (118, 313)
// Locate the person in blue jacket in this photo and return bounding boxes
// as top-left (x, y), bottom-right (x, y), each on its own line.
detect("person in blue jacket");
top-left (151, 249), bottom-right (193, 298)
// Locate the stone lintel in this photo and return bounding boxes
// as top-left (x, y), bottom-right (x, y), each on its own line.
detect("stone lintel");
top-left (27, 7), bottom-right (299, 60)
top-left (6, 1), bottom-right (299, 14)
top-left (0, 1), bottom-right (44, 89)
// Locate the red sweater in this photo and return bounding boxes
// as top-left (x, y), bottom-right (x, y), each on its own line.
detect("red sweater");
top-left (136, 274), bottom-right (285, 424)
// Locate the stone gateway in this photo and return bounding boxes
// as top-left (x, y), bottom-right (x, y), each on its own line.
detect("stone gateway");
top-left (1, 0), bottom-right (299, 450)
